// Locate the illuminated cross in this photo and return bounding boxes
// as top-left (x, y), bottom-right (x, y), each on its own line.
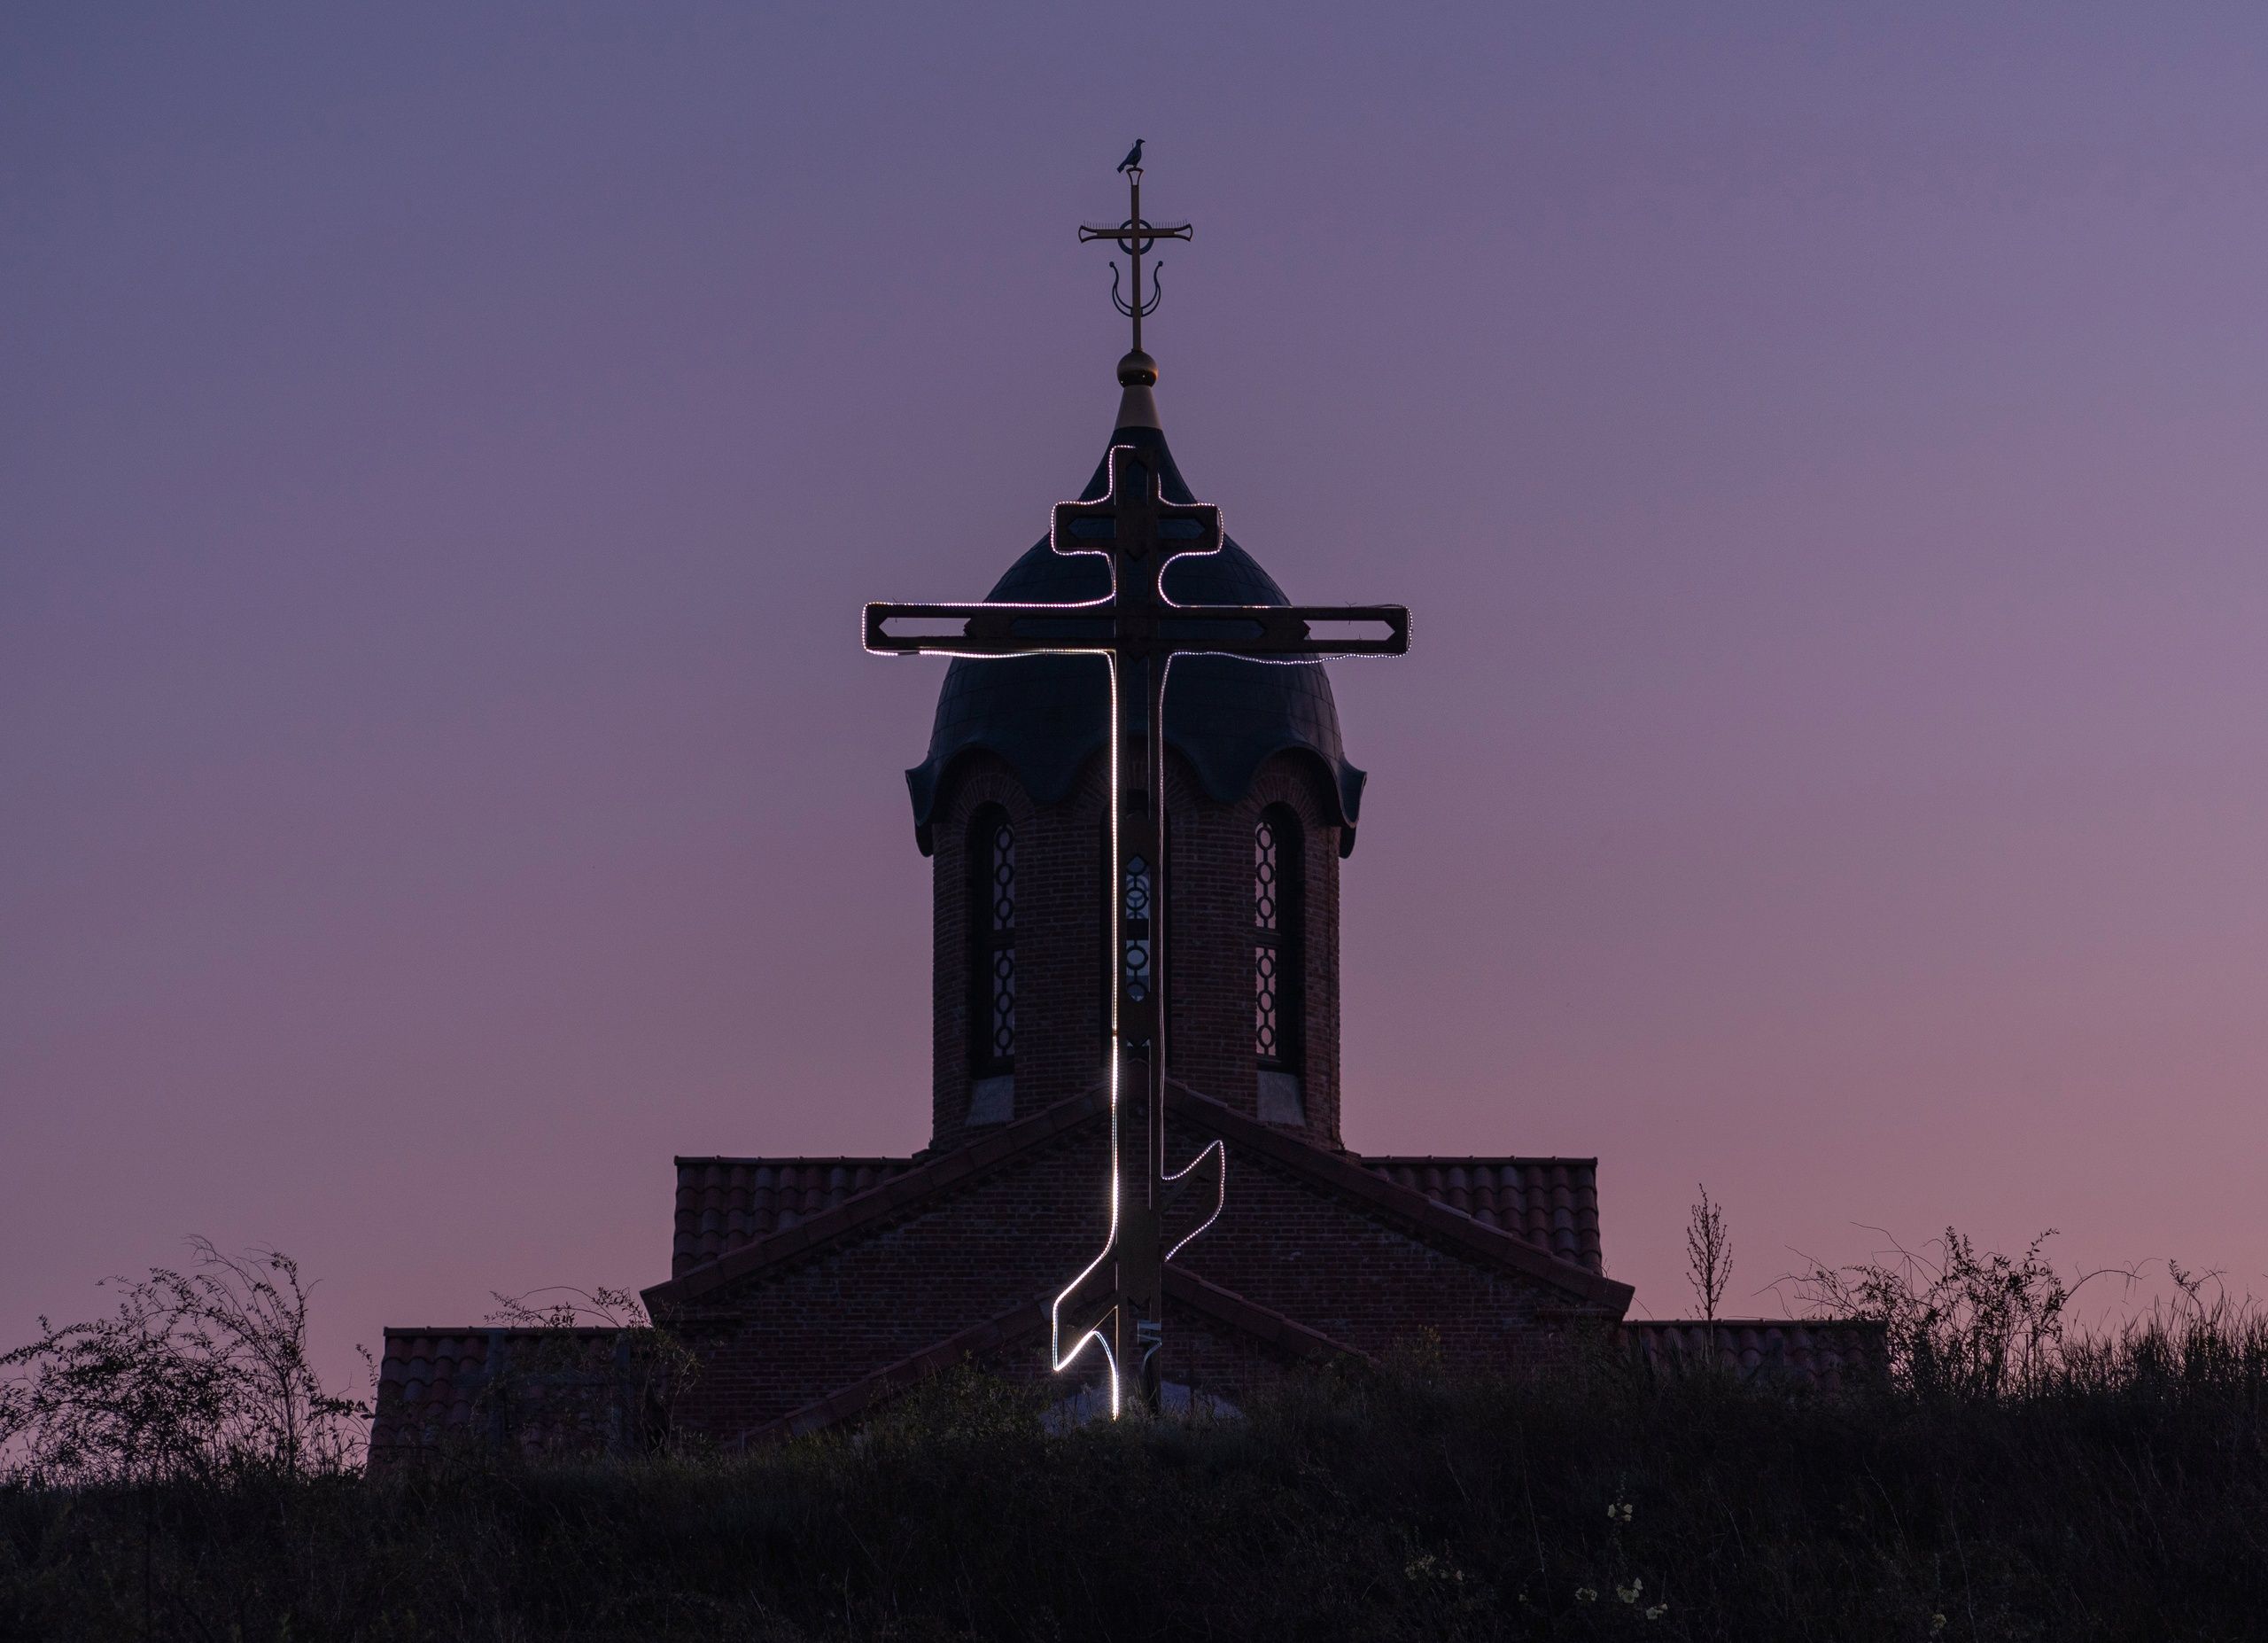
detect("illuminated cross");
top-left (865, 160), bottom-right (1409, 1418)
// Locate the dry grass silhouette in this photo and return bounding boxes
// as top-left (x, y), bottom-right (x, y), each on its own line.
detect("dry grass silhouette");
top-left (5, 1232), bottom-right (2264, 1640)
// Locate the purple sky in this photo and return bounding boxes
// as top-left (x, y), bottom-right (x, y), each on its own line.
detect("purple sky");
top-left (7, 4), bottom-right (2266, 1390)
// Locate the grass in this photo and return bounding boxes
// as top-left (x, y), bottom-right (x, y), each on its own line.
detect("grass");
top-left (4, 1312), bottom-right (2265, 1642)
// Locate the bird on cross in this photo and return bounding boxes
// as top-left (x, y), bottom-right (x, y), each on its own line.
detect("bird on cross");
top-left (1117, 138), bottom-right (1144, 173)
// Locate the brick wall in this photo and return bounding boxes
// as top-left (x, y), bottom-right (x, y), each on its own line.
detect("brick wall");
top-left (927, 747), bottom-right (1347, 1154)
top-left (665, 1109), bottom-right (1593, 1443)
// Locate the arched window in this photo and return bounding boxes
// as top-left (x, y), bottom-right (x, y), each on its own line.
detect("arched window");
top-left (968, 807), bottom-right (1015, 1080)
top-left (1254, 806), bottom-right (1303, 1084)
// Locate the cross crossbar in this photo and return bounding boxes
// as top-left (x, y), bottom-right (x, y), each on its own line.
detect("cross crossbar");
top-left (865, 603), bottom-right (1409, 658)
top-left (1076, 221), bottom-right (1193, 250)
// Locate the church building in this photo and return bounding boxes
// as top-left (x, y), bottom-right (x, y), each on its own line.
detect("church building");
top-left (371, 175), bottom-right (1875, 1458)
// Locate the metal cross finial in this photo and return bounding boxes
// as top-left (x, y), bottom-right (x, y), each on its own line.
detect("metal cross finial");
top-left (1079, 152), bottom-right (1192, 362)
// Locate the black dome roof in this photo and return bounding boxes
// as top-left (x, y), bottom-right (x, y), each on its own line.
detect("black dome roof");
top-left (905, 424), bottom-right (1367, 855)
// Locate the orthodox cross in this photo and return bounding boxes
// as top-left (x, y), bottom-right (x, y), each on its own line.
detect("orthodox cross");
top-left (864, 157), bottom-right (1410, 1417)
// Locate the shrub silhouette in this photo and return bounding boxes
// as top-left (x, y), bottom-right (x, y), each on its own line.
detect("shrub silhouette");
top-left (5, 1231), bottom-right (2264, 1640)
top-left (0, 1239), bottom-right (365, 1483)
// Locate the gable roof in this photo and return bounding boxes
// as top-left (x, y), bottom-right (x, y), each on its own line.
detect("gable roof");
top-left (1169, 1092), bottom-right (1633, 1313)
top-left (646, 1087), bottom-right (1630, 1315)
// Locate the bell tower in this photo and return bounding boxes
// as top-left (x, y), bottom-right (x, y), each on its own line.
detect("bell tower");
top-left (904, 372), bottom-right (1371, 1156)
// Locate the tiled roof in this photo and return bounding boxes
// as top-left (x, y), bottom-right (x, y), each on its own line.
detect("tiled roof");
top-left (1626, 1319), bottom-right (1886, 1391)
top-left (369, 1327), bottom-right (647, 1463)
top-left (673, 1156), bottom-right (914, 1278)
top-left (655, 1095), bottom-right (1632, 1315)
top-left (1362, 1156), bottom-right (1603, 1273)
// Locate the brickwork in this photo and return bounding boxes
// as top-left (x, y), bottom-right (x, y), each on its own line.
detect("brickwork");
top-left (658, 1099), bottom-right (1618, 1444)
top-left (669, 1123), bottom-right (1114, 1437)
top-left (928, 743), bottom-right (1346, 1152)
top-left (668, 1146), bottom-right (1607, 1296)
top-left (1174, 1144), bottom-right (1569, 1365)
top-left (928, 752), bottom-right (1053, 1153)
top-left (978, 1296), bottom-right (1346, 1417)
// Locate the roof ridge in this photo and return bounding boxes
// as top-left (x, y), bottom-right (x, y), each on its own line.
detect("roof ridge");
top-left (1163, 1266), bottom-right (1370, 1365)
top-left (1362, 1154), bottom-right (1601, 1167)
top-left (740, 1297), bottom-right (1052, 1444)
top-left (673, 1155), bottom-right (914, 1168)
top-left (1166, 1084), bottom-right (1631, 1313)
top-left (649, 1088), bottom-right (1109, 1307)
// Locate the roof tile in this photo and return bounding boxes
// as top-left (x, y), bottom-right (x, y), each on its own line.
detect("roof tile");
top-left (369, 1327), bottom-right (647, 1462)
top-left (671, 1156), bottom-right (916, 1277)
top-left (1362, 1156), bottom-right (1604, 1273)
top-left (1625, 1319), bottom-right (1886, 1391)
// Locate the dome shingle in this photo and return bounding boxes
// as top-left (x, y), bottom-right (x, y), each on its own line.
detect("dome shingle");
top-left (905, 424), bottom-right (1367, 853)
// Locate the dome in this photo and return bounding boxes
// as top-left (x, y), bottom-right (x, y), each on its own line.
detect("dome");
top-left (905, 423), bottom-right (1368, 856)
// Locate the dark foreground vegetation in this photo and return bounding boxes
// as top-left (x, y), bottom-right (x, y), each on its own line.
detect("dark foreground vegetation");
top-left (4, 1238), bottom-right (2265, 1640)
top-left (2, 1330), bottom-right (2264, 1640)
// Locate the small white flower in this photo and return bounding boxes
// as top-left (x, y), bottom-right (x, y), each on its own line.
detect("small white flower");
top-left (1645, 1604), bottom-right (1668, 1621)
top-left (1617, 1581), bottom-right (1641, 1604)
top-left (1930, 1618), bottom-right (1947, 1634)
top-left (1575, 1586), bottom-right (1598, 1603)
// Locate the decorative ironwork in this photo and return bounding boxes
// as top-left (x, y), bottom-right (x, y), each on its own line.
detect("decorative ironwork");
top-left (1122, 853), bottom-right (1152, 1006)
top-left (1108, 257), bottom-right (1165, 322)
top-left (1078, 165), bottom-right (1191, 357)
top-left (990, 822), bottom-right (1015, 931)
top-left (1254, 817), bottom-right (1278, 931)
top-left (1254, 944), bottom-right (1279, 1061)
top-left (972, 812), bottom-right (1015, 1071)
top-left (990, 954), bottom-right (1015, 1059)
top-left (1254, 811), bottom-right (1296, 1069)
top-left (990, 823), bottom-right (1015, 1058)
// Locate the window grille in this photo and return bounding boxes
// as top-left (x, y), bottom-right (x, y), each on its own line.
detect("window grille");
top-left (1122, 853), bottom-right (1153, 1006)
top-left (970, 808), bottom-right (1014, 1072)
top-left (1254, 807), bottom-right (1301, 1071)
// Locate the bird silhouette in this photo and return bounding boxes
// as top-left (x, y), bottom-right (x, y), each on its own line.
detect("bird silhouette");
top-left (1117, 139), bottom-right (1144, 174)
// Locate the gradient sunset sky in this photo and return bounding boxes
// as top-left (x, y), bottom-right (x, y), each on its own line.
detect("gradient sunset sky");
top-left (6, 4), bottom-right (2266, 1389)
